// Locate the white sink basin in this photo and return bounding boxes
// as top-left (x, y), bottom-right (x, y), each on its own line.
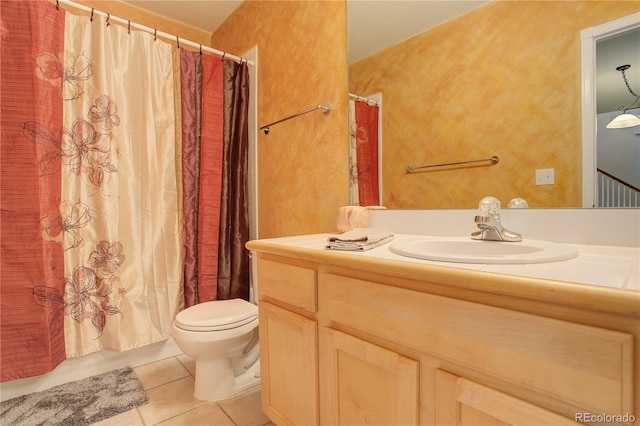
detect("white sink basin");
top-left (389, 237), bottom-right (578, 264)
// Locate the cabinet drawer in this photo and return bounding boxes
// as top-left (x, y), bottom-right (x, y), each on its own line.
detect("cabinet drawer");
top-left (258, 258), bottom-right (317, 313)
top-left (435, 370), bottom-right (577, 425)
top-left (320, 273), bottom-right (633, 415)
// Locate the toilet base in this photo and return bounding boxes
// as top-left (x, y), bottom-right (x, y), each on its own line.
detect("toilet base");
top-left (194, 356), bottom-right (261, 401)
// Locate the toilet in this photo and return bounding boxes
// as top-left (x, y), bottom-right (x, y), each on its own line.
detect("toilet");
top-left (170, 298), bottom-right (260, 401)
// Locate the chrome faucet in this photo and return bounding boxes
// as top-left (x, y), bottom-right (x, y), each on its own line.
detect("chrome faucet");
top-left (471, 196), bottom-right (522, 242)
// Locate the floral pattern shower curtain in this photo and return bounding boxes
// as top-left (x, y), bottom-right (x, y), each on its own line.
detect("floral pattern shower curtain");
top-left (1, 0), bottom-right (250, 382)
top-left (1, 0), bottom-right (67, 381)
top-left (58, 10), bottom-right (183, 359)
top-left (349, 99), bottom-right (380, 206)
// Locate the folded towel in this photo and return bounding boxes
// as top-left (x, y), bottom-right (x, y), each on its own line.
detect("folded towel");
top-left (326, 228), bottom-right (394, 251)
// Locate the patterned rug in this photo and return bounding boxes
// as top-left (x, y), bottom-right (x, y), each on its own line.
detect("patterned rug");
top-left (0, 367), bottom-right (148, 426)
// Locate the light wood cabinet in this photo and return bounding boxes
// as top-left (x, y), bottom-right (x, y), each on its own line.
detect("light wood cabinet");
top-left (319, 273), bottom-right (633, 418)
top-left (248, 246), bottom-right (639, 426)
top-left (320, 327), bottom-right (419, 425)
top-left (256, 256), bottom-right (319, 426)
top-left (259, 302), bottom-right (318, 425)
top-left (435, 370), bottom-right (577, 425)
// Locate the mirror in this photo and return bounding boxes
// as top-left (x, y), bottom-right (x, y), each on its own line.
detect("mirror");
top-left (591, 26), bottom-right (640, 207)
top-left (348, 1), bottom-right (640, 209)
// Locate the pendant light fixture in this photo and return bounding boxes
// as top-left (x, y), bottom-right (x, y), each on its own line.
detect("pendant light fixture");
top-left (606, 64), bottom-right (640, 129)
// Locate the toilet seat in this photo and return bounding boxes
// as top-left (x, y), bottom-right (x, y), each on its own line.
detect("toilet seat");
top-left (175, 299), bottom-right (258, 332)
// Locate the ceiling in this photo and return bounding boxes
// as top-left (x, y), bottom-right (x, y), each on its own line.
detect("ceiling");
top-left (347, 1), bottom-right (487, 64)
top-left (122, 0), bottom-right (639, 115)
top-left (122, 0), bottom-right (488, 64)
top-left (596, 29), bottom-right (640, 114)
top-left (122, 0), bottom-right (242, 34)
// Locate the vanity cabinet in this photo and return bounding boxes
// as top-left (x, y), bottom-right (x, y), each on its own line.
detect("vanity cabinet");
top-left (319, 271), bottom-right (634, 424)
top-left (249, 244), bottom-right (638, 426)
top-left (256, 256), bottom-right (319, 426)
top-left (319, 272), bottom-right (633, 423)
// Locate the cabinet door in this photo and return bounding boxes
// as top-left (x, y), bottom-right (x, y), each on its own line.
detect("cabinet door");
top-left (259, 302), bottom-right (318, 426)
top-left (435, 370), bottom-right (577, 426)
top-left (321, 327), bottom-right (419, 425)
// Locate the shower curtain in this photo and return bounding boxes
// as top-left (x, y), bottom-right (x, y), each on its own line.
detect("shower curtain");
top-left (0, 0), bottom-right (250, 382)
top-left (349, 99), bottom-right (380, 206)
top-left (180, 50), bottom-right (250, 305)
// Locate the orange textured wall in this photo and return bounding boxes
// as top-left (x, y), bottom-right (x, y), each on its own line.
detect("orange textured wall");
top-left (349, 1), bottom-right (640, 209)
top-left (211, 1), bottom-right (349, 238)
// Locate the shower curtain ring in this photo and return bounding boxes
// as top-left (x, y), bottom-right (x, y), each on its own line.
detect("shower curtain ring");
top-left (176, 36), bottom-right (180, 48)
top-left (90, 8), bottom-right (94, 21)
top-left (221, 52), bottom-right (226, 62)
top-left (153, 29), bottom-right (157, 41)
top-left (199, 44), bottom-right (202, 55)
top-left (56, 0), bottom-right (59, 10)
top-left (127, 20), bottom-right (131, 34)
top-left (105, 13), bottom-right (110, 27)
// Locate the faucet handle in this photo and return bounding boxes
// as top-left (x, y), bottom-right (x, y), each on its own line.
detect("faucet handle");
top-left (478, 196), bottom-right (502, 218)
top-left (473, 196), bottom-right (522, 242)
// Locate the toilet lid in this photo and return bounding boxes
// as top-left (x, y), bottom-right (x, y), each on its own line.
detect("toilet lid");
top-left (175, 299), bottom-right (258, 332)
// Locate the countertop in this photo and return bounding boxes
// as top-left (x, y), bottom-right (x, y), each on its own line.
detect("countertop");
top-left (247, 233), bottom-right (640, 317)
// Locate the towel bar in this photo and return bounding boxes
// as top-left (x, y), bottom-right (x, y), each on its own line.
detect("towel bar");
top-left (407, 156), bottom-right (500, 173)
top-left (260, 102), bottom-right (331, 134)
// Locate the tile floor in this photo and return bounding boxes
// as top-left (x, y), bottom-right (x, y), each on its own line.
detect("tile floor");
top-left (92, 355), bottom-right (273, 426)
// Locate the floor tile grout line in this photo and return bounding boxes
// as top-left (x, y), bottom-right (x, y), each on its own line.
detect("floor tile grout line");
top-left (174, 356), bottom-right (196, 378)
top-left (216, 403), bottom-right (240, 426)
top-left (127, 356), bottom-right (268, 425)
top-left (134, 355), bottom-right (194, 392)
top-left (139, 373), bottom-right (194, 392)
top-left (132, 354), bottom-right (182, 369)
top-left (146, 404), bottom-right (217, 426)
top-left (134, 406), bottom-right (147, 426)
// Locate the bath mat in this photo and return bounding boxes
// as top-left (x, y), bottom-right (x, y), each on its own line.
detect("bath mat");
top-left (0, 366), bottom-right (148, 426)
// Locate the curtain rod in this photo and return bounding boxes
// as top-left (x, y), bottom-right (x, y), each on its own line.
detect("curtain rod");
top-left (349, 93), bottom-right (379, 107)
top-left (54, 0), bottom-right (254, 66)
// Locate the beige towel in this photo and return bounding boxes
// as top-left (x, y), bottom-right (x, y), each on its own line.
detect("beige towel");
top-left (336, 206), bottom-right (369, 232)
top-left (326, 228), bottom-right (394, 251)
top-left (336, 205), bottom-right (387, 232)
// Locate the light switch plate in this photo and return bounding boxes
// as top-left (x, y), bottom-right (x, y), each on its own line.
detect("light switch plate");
top-left (535, 168), bottom-right (555, 185)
